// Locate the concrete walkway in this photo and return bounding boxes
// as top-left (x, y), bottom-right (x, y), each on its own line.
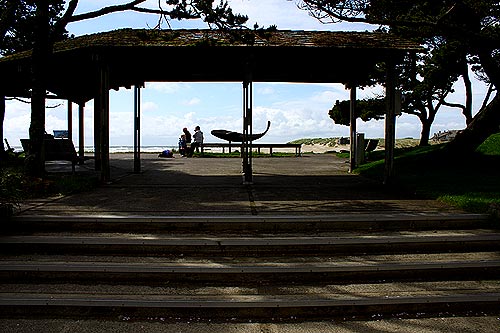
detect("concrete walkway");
top-left (8, 154), bottom-right (499, 332)
top-left (18, 153), bottom-right (463, 217)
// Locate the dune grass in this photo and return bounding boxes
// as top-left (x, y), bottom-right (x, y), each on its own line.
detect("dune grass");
top-left (355, 133), bottom-right (500, 215)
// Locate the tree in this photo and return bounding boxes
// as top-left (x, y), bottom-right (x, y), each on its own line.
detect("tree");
top-left (1, 1), bottom-right (62, 156)
top-left (0, 1), bottom-right (20, 53)
top-left (0, 1), bottom-right (68, 56)
top-left (299, 0), bottom-right (500, 153)
top-left (328, 98), bottom-right (385, 126)
top-left (1, 0), bottom-right (248, 176)
top-left (401, 38), bottom-right (469, 146)
top-left (328, 38), bottom-right (469, 146)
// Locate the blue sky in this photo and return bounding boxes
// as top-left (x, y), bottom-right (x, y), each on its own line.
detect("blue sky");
top-left (4, 0), bottom-right (489, 147)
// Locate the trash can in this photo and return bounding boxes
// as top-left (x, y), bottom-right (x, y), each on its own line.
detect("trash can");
top-left (355, 132), bottom-right (365, 166)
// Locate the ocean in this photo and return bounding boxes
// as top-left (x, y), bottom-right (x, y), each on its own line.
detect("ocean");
top-left (11, 146), bottom-right (176, 154)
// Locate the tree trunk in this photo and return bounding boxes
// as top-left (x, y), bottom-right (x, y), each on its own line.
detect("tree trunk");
top-left (447, 93), bottom-right (500, 154)
top-left (461, 62), bottom-right (473, 125)
top-left (25, 1), bottom-right (50, 177)
top-left (419, 118), bottom-right (432, 146)
top-left (417, 100), bottom-right (436, 147)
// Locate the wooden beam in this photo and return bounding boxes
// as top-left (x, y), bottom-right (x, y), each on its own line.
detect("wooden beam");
top-left (99, 64), bottom-right (110, 183)
top-left (242, 79), bottom-right (253, 184)
top-left (93, 60), bottom-right (110, 181)
top-left (1, 95), bottom-right (5, 152)
top-left (384, 60), bottom-right (397, 185)
top-left (78, 103), bottom-right (85, 163)
top-left (67, 101), bottom-right (73, 141)
top-left (133, 85), bottom-right (141, 174)
top-left (349, 85), bottom-right (357, 172)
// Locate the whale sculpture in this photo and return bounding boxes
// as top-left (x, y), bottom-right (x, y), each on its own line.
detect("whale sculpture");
top-left (211, 121), bottom-right (271, 142)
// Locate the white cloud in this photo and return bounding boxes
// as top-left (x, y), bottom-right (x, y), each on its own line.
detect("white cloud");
top-left (46, 114), bottom-right (69, 133)
top-left (182, 97), bottom-right (201, 106)
top-left (142, 101), bottom-right (159, 112)
top-left (310, 90), bottom-right (345, 104)
top-left (257, 86), bottom-right (275, 95)
top-left (146, 82), bottom-right (191, 94)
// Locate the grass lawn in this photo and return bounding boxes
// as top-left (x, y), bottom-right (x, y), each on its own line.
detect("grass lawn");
top-left (355, 133), bottom-right (500, 215)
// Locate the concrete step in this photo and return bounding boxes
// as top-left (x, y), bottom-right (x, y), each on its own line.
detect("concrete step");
top-left (1, 255), bottom-right (499, 284)
top-left (7, 213), bottom-right (494, 234)
top-left (3, 213), bottom-right (498, 321)
top-left (1, 230), bottom-right (499, 256)
top-left (1, 280), bottom-right (499, 320)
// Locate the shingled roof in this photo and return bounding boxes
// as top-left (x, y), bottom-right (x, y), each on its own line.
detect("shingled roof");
top-left (1, 29), bottom-right (421, 103)
top-left (56, 28), bottom-right (421, 49)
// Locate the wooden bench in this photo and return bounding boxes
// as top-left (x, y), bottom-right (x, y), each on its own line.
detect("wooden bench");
top-left (21, 138), bottom-right (79, 173)
top-left (201, 142), bottom-right (302, 156)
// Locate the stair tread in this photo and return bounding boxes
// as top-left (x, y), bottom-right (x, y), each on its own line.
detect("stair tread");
top-left (1, 257), bottom-right (499, 273)
top-left (1, 291), bottom-right (499, 307)
top-left (2, 251), bottom-right (498, 264)
top-left (12, 213), bottom-right (490, 223)
top-left (3, 214), bottom-right (498, 318)
top-left (2, 230), bottom-right (500, 246)
top-left (3, 280), bottom-right (499, 295)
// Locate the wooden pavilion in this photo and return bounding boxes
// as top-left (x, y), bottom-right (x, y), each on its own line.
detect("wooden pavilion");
top-left (0, 29), bottom-right (421, 183)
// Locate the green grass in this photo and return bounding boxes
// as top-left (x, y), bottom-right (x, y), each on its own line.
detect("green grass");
top-left (476, 132), bottom-right (500, 155)
top-left (196, 151), bottom-right (297, 158)
top-left (289, 138), bottom-right (338, 146)
top-left (0, 157), bottom-right (99, 208)
top-left (355, 133), bottom-right (500, 215)
top-left (0, 161), bottom-right (99, 221)
top-left (0, 166), bottom-right (99, 201)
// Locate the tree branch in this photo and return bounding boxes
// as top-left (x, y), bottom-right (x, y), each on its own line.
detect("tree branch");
top-left (68, 0), bottom-right (148, 22)
top-left (0, 0), bottom-right (19, 47)
top-left (53, 0), bottom-right (80, 35)
top-left (300, 0), bottom-right (500, 47)
top-left (480, 83), bottom-right (495, 111)
top-left (130, 6), bottom-right (176, 16)
top-left (441, 100), bottom-right (466, 111)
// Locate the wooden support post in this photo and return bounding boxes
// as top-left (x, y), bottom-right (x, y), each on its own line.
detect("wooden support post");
top-left (349, 84), bottom-right (357, 172)
top-left (133, 85), bottom-right (141, 174)
top-left (100, 67), bottom-right (110, 182)
top-left (94, 98), bottom-right (101, 171)
top-left (384, 60), bottom-right (397, 185)
top-left (1, 95), bottom-right (5, 152)
top-left (78, 103), bottom-right (85, 163)
top-left (242, 79), bottom-right (253, 184)
top-left (0, 94), bottom-right (6, 154)
top-left (67, 101), bottom-right (72, 141)
top-left (95, 63), bottom-right (110, 182)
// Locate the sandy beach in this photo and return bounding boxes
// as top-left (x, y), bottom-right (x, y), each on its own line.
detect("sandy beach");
top-left (300, 143), bottom-right (350, 154)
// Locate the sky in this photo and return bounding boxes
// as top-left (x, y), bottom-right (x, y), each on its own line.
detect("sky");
top-left (3, 0), bottom-right (490, 148)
